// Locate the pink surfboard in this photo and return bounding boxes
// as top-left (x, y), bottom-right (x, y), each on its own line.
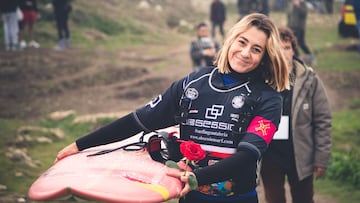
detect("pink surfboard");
top-left (28, 127), bottom-right (182, 203)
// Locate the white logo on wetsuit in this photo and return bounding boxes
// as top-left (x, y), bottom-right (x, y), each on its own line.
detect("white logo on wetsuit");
top-left (185, 88), bottom-right (199, 100)
top-left (205, 105), bottom-right (224, 120)
top-left (148, 95), bottom-right (162, 108)
top-left (232, 95), bottom-right (245, 109)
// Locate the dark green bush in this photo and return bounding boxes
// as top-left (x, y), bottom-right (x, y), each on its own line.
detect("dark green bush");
top-left (325, 151), bottom-right (360, 189)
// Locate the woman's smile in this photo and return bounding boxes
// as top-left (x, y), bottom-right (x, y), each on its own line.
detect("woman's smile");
top-left (228, 26), bottom-right (267, 73)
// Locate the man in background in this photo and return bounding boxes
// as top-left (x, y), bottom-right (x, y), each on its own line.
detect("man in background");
top-left (190, 22), bottom-right (218, 72)
top-left (287, 0), bottom-right (314, 64)
top-left (210, 0), bottom-right (226, 41)
top-left (52, 0), bottom-right (72, 50)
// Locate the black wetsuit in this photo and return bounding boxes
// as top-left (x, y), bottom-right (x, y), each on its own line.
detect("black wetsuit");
top-left (76, 67), bottom-right (282, 203)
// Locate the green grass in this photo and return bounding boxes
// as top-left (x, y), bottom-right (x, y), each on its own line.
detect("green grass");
top-left (315, 178), bottom-right (360, 203)
top-left (314, 109), bottom-right (360, 203)
top-left (331, 109), bottom-right (360, 154)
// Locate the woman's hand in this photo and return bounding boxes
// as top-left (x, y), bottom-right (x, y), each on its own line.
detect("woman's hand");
top-left (55, 142), bottom-right (79, 163)
top-left (166, 168), bottom-right (197, 197)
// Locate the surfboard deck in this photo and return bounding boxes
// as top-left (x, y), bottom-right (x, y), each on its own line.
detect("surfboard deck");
top-left (28, 127), bottom-right (182, 203)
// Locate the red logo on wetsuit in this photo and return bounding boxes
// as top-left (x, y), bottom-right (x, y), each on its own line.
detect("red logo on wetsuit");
top-left (246, 116), bottom-right (276, 144)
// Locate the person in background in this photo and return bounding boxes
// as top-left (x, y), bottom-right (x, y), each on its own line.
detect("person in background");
top-left (19, 0), bottom-right (40, 49)
top-left (258, 0), bottom-right (269, 16)
top-left (190, 22), bottom-right (219, 72)
top-left (260, 26), bottom-right (332, 203)
top-left (0, 0), bottom-right (20, 51)
top-left (351, 0), bottom-right (360, 54)
top-left (274, 0), bottom-right (287, 12)
top-left (55, 13), bottom-right (290, 203)
top-left (237, 0), bottom-right (249, 18)
top-left (287, 0), bottom-right (314, 62)
top-left (210, 0), bottom-right (226, 40)
top-left (325, 0), bottom-right (333, 14)
top-left (52, 0), bottom-right (72, 50)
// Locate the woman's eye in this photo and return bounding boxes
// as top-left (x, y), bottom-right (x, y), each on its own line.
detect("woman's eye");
top-left (238, 40), bottom-right (246, 46)
top-left (251, 47), bottom-right (262, 54)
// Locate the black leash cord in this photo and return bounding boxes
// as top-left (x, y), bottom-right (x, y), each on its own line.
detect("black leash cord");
top-left (86, 130), bottom-right (162, 157)
top-left (86, 141), bottom-right (147, 157)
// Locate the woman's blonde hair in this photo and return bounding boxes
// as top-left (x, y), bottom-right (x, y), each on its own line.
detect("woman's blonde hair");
top-left (214, 13), bottom-right (289, 92)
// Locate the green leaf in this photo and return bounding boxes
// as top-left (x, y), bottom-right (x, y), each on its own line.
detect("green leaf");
top-left (188, 175), bottom-right (198, 190)
top-left (165, 160), bottom-right (180, 169)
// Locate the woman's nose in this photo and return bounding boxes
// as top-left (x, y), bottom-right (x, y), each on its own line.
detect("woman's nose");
top-left (240, 46), bottom-right (251, 58)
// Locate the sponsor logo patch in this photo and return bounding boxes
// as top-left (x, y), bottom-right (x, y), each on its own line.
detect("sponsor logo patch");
top-left (185, 88), bottom-right (199, 100)
top-left (232, 95), bottom-right (245, 109)
top-left (205, 105), bottom-right (224, 120)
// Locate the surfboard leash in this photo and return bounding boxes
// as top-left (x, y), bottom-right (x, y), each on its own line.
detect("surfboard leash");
top-left (86, 130), bottom-right (182, 163)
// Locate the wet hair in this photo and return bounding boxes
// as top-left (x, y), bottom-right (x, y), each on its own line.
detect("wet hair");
top-left (214, 13), bottom-right (289, 92)
top-left (278, 27), bottom-right (298, 50)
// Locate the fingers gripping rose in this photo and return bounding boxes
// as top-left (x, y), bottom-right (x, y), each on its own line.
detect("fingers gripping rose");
top-left (166, 141), bottom-right (206, 195)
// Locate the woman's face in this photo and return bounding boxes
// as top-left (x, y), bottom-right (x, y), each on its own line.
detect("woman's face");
top-left (228, 26), bottom-right (267, 74)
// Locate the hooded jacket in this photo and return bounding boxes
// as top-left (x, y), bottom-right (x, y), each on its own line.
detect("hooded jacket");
top-left (291, 59), bottom-right (332, 180)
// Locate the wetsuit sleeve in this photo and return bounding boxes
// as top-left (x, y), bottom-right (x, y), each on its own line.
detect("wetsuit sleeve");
top-left (194, 149), bottom-right (257, 192)
top-left (238, 91), bottom-right (282, 159)
top-left (75, 77), bottom-right (187, 151)
top-left (134, 77), bottom-right (186, 131)
top-left (76, 113), bottom-right (143, 151)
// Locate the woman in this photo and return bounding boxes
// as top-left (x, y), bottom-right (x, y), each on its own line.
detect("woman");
top-left (56, 13), bottom-right (289, 203)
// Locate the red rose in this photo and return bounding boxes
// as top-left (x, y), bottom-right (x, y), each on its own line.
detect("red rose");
top-left (179, 141), bottom-right (206, 162)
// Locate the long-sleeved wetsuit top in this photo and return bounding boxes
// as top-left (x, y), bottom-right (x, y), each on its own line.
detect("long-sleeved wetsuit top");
top-left (76, 67), bottom-right (282, 196)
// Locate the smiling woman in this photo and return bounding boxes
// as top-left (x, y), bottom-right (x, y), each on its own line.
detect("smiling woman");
top-left (227, 26), bottom-right (267, 74)
top-left (215, 13), bottom-right (289, 92)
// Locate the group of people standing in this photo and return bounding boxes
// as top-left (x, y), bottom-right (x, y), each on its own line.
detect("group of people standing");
top-left (0, 0), bottom-right (72, 51)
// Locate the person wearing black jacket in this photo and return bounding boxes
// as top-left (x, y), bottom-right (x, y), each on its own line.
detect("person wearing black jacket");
top-left (52, 0), bottom-right (71, 50)
top-left (56, 13), bottom-right (290, 203)
top-left (210, 0), bottom-right (226, 40)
